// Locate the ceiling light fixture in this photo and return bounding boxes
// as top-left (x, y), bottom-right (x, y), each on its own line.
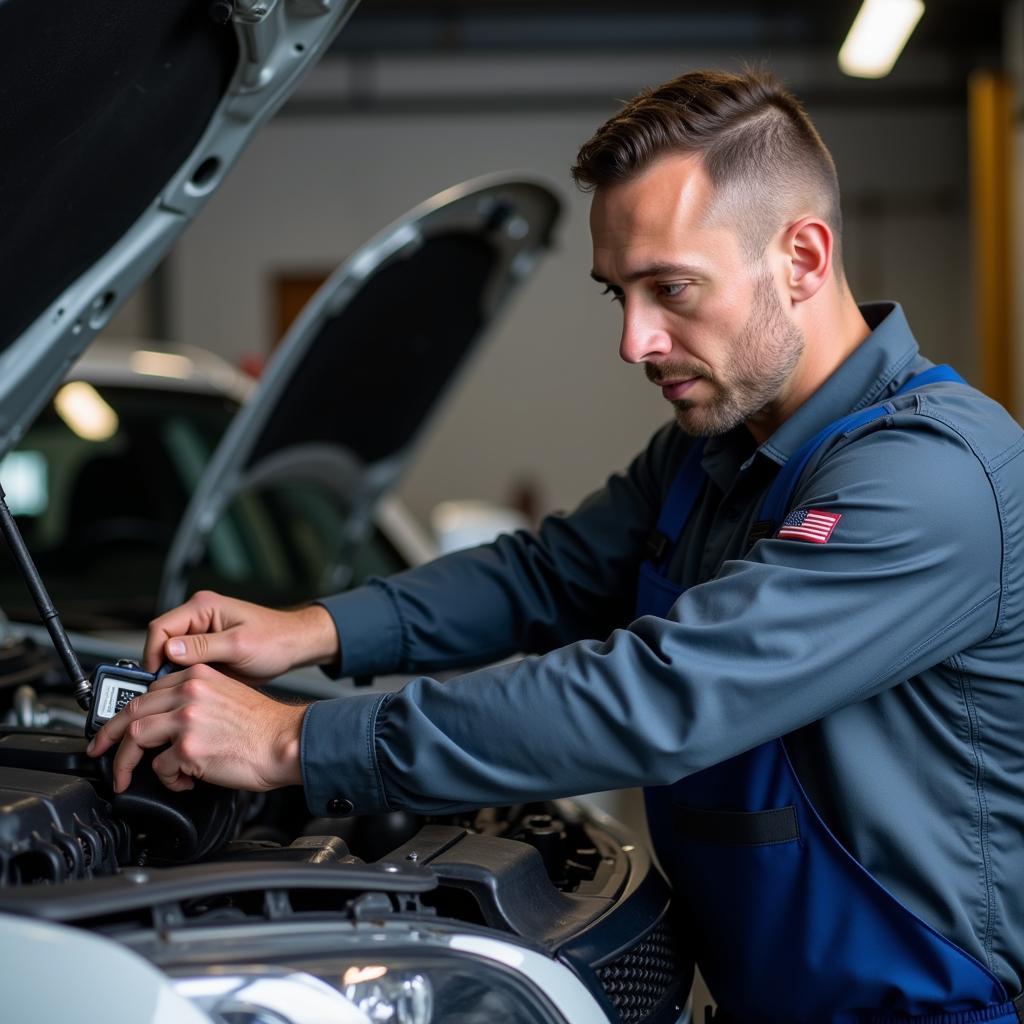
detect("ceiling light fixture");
top-left (839, 0), bottom-right (925, 79)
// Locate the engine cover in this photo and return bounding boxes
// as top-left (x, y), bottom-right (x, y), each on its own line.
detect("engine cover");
top-left (0, 727), bottom-right (240, 869)
top-left (0, 765), bottom-right (128, 884)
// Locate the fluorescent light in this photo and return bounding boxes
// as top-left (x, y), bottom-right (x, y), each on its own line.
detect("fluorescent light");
top-left (839, 0), bottom-right (925, 79)
top-left (54, 382), bottom-right (119, 442)
top-left (130, 350), bottom-right (194, 379)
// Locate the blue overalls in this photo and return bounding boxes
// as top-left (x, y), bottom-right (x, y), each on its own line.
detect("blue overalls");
top-left (638, 367), bottom-right (1024, 1024)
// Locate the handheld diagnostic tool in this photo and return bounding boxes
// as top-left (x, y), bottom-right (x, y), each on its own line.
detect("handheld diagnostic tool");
top-left (85, 659), bottom-right (173, 737)
top-left (0, 480), bottom-right (165, 737)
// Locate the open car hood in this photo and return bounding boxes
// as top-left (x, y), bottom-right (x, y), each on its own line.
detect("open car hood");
top-left (0, 0), bottom-right (361, 460)
top-left (158, 174), bottom-right (561, 609)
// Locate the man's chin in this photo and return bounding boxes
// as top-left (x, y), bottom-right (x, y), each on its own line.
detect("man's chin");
top-left (671, 399), bottom-right (743, 437)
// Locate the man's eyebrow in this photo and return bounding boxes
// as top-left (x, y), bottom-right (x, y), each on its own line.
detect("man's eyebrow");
top-left (590, 262), bottom-right (703, 285)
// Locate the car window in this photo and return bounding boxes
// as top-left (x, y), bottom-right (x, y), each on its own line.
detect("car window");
top-left (0, 381), bottom-right (410, 630)
top-left (0, 385), bottom-right (227, 628)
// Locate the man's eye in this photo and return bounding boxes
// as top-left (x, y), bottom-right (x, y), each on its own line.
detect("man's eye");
top-left (600, 285), bottom-right (623, 305)
top-left (658, 282), bottom-right (689, 299)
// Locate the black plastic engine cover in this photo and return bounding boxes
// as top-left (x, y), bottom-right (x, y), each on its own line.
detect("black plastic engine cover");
top-left (0, 765), bottom-right (127, 884)
top-left (0, 727), bottom-right (98, 775)
top-left (0, 727), bottom-right (239, 866)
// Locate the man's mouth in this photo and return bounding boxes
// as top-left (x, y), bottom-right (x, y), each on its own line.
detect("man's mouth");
top-left (658, 377), bottom-right (699, 401)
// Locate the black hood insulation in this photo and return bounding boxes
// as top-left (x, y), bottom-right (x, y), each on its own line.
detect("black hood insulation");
top-left (0, 0), bottom-right (238, 349)
top-left (250, 231), bottom-right (499, 467)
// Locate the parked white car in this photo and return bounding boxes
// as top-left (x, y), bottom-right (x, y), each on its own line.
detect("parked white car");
top-left (0, 336), bottom-right (436, 635)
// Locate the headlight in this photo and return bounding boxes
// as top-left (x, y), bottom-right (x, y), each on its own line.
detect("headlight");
top-left (172, 954), bottom-right (563, 1024)
top-left (342, 964), bottom-right (432, 1022)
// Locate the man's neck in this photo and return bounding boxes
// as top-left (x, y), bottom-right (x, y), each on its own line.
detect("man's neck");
top-left (745, 288), bottom-right (871, 445)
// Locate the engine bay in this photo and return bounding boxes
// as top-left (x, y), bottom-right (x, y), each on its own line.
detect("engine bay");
top-left (0, 630), bottom-right (690, 1024)
top-left (0, 632), bottom-right (619, 896)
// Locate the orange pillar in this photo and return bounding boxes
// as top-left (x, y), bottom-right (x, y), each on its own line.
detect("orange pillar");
top-left (969, 70), bottom-right (1016, 410)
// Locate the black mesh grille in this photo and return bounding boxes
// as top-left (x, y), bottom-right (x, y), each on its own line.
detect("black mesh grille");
top-left (595, 916), bottom-right (685, 1024)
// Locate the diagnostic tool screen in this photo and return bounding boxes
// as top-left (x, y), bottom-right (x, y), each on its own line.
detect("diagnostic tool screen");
top-left (95, 675), bottom-right (148, 721)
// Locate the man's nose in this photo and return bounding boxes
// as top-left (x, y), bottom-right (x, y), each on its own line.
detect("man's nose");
top-left (619, 304), bottom-right (673, 364)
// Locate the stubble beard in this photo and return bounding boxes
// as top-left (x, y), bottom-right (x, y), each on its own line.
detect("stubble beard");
top-left (655, 271), bottom-right (805, 438)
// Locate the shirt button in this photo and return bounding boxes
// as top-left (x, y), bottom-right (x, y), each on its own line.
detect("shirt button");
top-left (327, 797), bottom-right (354, 816)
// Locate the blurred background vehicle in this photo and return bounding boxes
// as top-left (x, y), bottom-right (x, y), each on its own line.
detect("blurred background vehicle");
top-left (0, 337), bottom-right (436, 634)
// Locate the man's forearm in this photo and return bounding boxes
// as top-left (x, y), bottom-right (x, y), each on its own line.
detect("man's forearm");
top-left (316, 428), bottom-right (679, 681)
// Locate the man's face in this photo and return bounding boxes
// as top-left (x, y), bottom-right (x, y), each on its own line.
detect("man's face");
top-left (589, 153), bottom-right (804, 438)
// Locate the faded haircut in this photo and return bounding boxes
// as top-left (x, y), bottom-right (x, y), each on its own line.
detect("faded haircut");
top-left (572, 69), bottom-right (843, 272)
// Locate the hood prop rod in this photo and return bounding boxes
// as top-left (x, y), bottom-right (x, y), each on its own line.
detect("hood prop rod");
top-left (0, 481), bottom-right (92, 709)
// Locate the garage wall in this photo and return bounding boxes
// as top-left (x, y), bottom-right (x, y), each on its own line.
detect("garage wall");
top-left (157, 51), bottom-right (972, 523)
top-left (104, 285), bottom-right (150, 340)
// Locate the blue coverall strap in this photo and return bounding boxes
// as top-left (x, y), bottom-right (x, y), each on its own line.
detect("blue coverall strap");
top-left (645, 438), bottom-right (708, 563)
top-left (893, 364), bottom-right (966, 394)
top-left (759, 365), bottom-right (966, 529)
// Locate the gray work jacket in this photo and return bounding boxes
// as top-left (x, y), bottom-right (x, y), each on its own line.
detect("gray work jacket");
top-left (303, 302), bottom-right (1024, 987)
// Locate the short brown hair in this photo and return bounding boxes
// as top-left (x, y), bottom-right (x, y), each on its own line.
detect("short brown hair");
top-left (572, 69), bottom-right (842, 269)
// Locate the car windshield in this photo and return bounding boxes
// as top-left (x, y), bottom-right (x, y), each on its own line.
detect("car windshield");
top-left (0, 382), bottom-right (408, 630)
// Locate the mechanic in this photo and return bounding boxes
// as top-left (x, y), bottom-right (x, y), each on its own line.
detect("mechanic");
top-left (88, 70), bottom-right (1024, 1023)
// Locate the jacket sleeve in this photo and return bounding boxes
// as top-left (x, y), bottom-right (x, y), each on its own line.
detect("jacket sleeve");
top-left (301, 417), bottom-right (1003, 817)
top-left (316, 422), bottom-right (687, 678)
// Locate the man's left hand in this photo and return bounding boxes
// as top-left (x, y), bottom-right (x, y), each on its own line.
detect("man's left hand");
top-left (86, 665), bottom-right (307, 794)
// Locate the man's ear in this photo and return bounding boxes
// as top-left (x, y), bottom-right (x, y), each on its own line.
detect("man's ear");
top-left (781, 217), bottom-right (832, 302)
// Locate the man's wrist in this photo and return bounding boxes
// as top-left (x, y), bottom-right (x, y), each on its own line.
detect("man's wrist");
top-left (268, 702), bottom-right (307, 788)
top-left (291, 603), bottom-right (341, 668)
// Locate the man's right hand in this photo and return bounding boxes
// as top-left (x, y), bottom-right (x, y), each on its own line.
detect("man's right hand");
top-left (143, 591), bottom-right (339, 681)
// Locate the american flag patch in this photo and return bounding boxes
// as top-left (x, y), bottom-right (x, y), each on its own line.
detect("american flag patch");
top-left (777, 508), bottom-right (842, 544)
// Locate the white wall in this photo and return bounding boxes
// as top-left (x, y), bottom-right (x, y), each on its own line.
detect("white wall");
top-left (166, 52), bottom-right (973, 522)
